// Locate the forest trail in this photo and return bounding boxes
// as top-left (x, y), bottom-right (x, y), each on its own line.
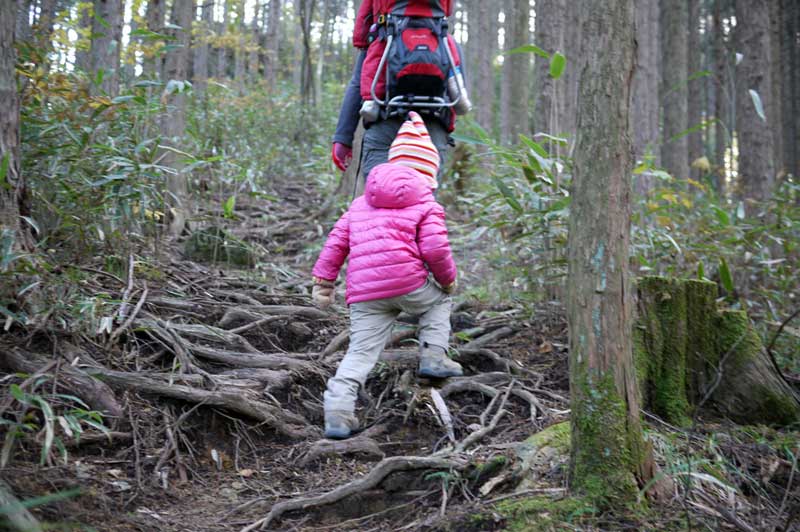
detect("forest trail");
top-left (1, 181), bottom-right (573, 531)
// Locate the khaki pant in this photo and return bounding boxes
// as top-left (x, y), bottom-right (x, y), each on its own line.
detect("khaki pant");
top-left (324, 280), bottom-right (452, 413)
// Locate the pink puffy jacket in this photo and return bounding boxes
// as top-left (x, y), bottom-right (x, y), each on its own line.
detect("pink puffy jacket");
top-left (312, 163), bottom-right (457, 304)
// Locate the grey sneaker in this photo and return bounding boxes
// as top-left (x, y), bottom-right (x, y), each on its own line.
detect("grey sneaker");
top-left (418, 344), bottom-right (463, 379)
top-left (324, 410), bottom-right (359, 439)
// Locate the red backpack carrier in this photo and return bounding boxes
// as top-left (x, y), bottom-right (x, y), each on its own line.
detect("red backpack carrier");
top-left (357, 0), bottom-right (469, 128)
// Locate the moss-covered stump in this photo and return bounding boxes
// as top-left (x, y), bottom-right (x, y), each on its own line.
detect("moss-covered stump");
top-left (184, 226), bottom-right (256, 267)
top-left (635, 276), bottom-right (800, 426)
top-left (712, 310), bottom-right (800, 425)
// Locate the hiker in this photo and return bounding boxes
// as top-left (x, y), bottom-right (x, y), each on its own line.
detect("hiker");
top-left (331, 0), bottom-right (471, 182)
top-left (313, 112), bottom-right (463, 439)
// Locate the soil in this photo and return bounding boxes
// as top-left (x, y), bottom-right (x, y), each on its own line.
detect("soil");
top-left (1, 182), bottom-right (798, 532)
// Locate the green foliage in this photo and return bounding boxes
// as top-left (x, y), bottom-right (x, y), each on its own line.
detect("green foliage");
top-left (1, 378), bottom-right (109, 468)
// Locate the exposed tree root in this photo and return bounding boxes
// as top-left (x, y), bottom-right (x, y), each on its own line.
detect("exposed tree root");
top-left (1, 348), bottom-right (124, 419)
top-left (83, 367), bottom-right (318, 439)
top-left (299, 437), bottom-right (385, 467)
top-left (186, 343), bottom-right (317, 372)
top-left (218, 305), bottom-right (330, 328)
top-left (240, 456), bottom-right (467, 531)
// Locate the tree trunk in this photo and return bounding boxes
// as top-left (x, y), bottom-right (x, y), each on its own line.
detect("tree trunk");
top-left (16, 0), bottom-right (32, 44)
top-left (249, 0), bottom-right (263, 85)
top-left (735, 0), bottom-right (775, 212)
top-left (194, 0), bottom-right (214, 96)
top-left (500, 0), bottom-right (529, 144)
top-left (471, 0), bottom-right (496, 133)
top-left (74, 2), bottom-right (92, 72)
top-left (532, 0), bottom-right (565, 139)
top-left (781, 0), bottom-right (798, 180)
top-left (660, 0), bottom-right (689, 180)
top-left (768, 1), bottom-right (784, 177)
top-left (161, 0), bottom-right (195, 237)
top-left (711, 0), bottom-right (727, 196)
top-left (143, 0), bottom-right (163, 79)
top-left (90, 0), bottom-right (123, 95)
top-left (234, 0), bottom-right (246, 93)
top-left (298, 0), bottom-right (315, 105)
top-left (218, 0), bottom-right (229, 79)
top-left (560, 1), bottom-right (581, 143)
top-left (314, 0), bottom-right (331, 105)
top-left (635, 277), bottom-right (800, 426)
top-left (687, 0), bottom-right (703, 178)
top-left (1, 0), bottom-right (25, 249)
top-left (264, 0), bottom-right (282, 87)
top-left (34, 0), bottom-right (58, 71)
top-left (567, 0), bottom-right (652, 506)
top-left (631, 0), bottom-right (659, 174)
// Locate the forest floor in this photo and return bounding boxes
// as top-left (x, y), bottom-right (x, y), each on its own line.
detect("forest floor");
top-left (1, 179), bottom-right (799, 532)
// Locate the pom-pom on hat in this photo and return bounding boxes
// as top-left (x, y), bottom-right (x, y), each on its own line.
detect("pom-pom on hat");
top-left (388, 111), bottom-right (440, 189)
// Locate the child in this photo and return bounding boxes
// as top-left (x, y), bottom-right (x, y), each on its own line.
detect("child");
top-left (312, 111), bottom-right (462, 439)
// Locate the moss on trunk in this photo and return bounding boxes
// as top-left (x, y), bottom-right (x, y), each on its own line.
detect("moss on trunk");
top-left (570, 372), bottom-right (639, 507)
top-left (636, 276), bottom-right (800, 426)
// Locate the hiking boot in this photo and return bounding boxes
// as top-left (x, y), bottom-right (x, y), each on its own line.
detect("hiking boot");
top-left (324, 410), bottom-right (359, 440)
top-left (418, 344), bottom-right (463, 379)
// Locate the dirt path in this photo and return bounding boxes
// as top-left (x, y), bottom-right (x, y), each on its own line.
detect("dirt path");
top-left (0, 183), bottom-right (573, 531)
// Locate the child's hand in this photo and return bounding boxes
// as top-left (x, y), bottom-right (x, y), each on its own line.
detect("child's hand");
top-left (441, 280), bottom-right (457, 294)
top-left (312, 277), bottom-right (335, 308)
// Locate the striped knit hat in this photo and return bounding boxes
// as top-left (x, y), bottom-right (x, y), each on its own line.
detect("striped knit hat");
top-left (388, 111), bottom-right (440, 189)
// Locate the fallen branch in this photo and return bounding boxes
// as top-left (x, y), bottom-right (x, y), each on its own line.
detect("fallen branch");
top-left (84, 367), bottom-right (316, 439)
top-left (241, 455), bottom-right (467, 531)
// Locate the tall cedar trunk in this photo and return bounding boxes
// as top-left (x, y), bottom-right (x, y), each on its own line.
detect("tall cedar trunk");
top-left (499, 0), bottom-right (512, 143)
top-left (218, 0), bottom-right (229, 79)
top-left (161, 0), bottom-right (194, 236)
top-left (143, 0), bottom-right (163, 79)
top-left (712, 0), bottom-right (727, 193)
top-left (532, 0), bottom-right (565, 140)
top-left (314, 0), bottom-right (331, 105)
top-left (298, 0), bottom-right (315, 105)
top-left (781, 0), bottom-right (798, 179)
top-left (660, 0), bottom-right (689, 180)
top-left (16, 0), bottom-right (32, 43)
top-left (90, 0), bottom-right (123, 95)
top-left (568, 0), bottom-right (652, 505)
top-left (234, 0), bottom-right (246, 93)
top-left (500, 0), bottom-right (529, 144)
top-left (194, 0), bottom-right (214, 96)
top-left (632, 0), bottom-right (659, 177)
top-left (734, 0), bottom-right (774, 212)
top-left (687, 0), bottom-right (703, 178)
top-left (558, 0), bottom-right (581, 142)
top-left (1, 0), bottom-right (25, 247)
top-left (472, 0), bottom-right (496, 133)
top-left (74, 3), bottom-right (92, 71)
top-left (35, 0), bottom-right (58, 71)
top-left (249, 0), bottom-right (263, 85)
top-left (264, 0), bottom-right (282, 86)
top-left (768, 1), bottom-right (784, 177)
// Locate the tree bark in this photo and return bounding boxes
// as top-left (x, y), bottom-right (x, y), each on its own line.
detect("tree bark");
top-left (194, 0), bottom-right (215, 96)
top-left (711, 0), bottom-right (727, 195)
top-left (90, 0), bottom-right (123, 95)
top-left (314, 0), bottom-right (332, 105)
top-left (768, 0), bottom-right (784, 177)
top-left (567, 0), bottom-right (651, 506)
top-left (532, 0), bottom-right (565, 139)
top-left (161, 0), bottom-right (195, 236)
top-left (1, 0), bottom-right (25, 249)
top-left (735, 0), bottom-right (775, 212)
top-left (470, 0), bottom-right (496, 133)
top-left (780, 0), bottom-right (799, 180)
top-left (687, 0), bottom-right (703, 178)
top-left (218, 0), bottom-right (229, 79)
top-left (631, 0), bottom-right (659, 173)
top-left (298, 0), bottom-right (315, 105)
top-left (560, 1), bottom-right (582, 142)
top-left (264, 0), bottom-right (282, 87)
top-left (234, 0), bottom-right (246, 93)
top-left (249, 0), bottom-right (263, 85)
top-left (16, 0), bottom-right (32, 44)
top-left (636, 277), bottom-right (800, 426)
top-left (143, 0), bottom-right (164, 79)
top-left (660, 0), bottom-right (690, 180)
top-left (500, 0), bottom-right (529, 144)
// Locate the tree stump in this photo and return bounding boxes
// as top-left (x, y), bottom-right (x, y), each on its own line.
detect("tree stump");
top-left (635, 276), bottom-right (800, 426)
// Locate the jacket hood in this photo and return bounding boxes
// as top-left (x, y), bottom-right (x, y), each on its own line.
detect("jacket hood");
top-left (365, 163), bottom-right (433, 209)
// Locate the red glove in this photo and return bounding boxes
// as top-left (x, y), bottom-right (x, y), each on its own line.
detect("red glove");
top-left (332, 143), bottom-right (352, 172)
